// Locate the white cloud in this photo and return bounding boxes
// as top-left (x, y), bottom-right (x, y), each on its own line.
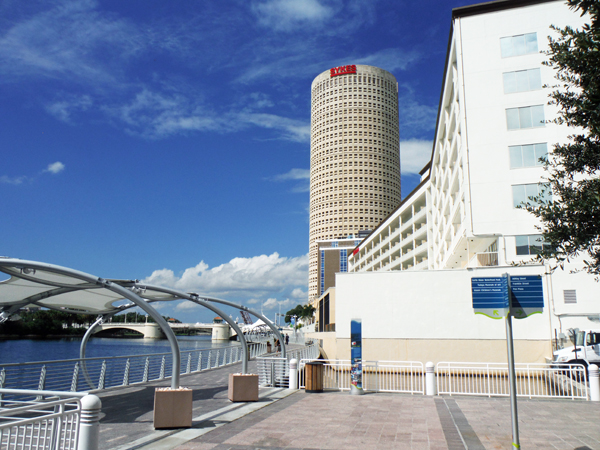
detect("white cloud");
top-left (1, 162), bottom-right (66, 185)
top-left (270, 168), bottom-right (310, 194)
top-left (0, 175), bottom-right (29, 185)
top-left (236, 112), bottom-right (310, 142)
top-left (46, 95), bottom-right (92, 123)
top-left (401, 139), bottom-right (432, 174)
top-left (44, 162), bottom-right (65, 174)
top-left (0, 0), bottom-right (141, 85)
top-left (398, 87), bottom-right (438, 136)
top-left (273, 168), bottom-right (309, 181)
top-left (290, 288), bottom-right (308, 300)
top-left (262, 297), bottom-right (294, 310)
top-left (354, 48), bottom-right (422, 73)
top-left (143, 252), bottom-right (308, 300)
top-left (252, 0), bottom-right (334, 31)
top-left (174, 301), bottom-right (201, 312)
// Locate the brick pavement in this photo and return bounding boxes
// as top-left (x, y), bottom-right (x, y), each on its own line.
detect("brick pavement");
top-left (172, 392), bottom-right (600, 450)
top-left (94, 353), bottom-right (600, 450)
top-left (98, 360), bottom-right (259, 450)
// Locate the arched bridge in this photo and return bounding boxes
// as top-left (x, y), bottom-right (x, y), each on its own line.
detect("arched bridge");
top-left (93, 322), bottom-right (226, 339)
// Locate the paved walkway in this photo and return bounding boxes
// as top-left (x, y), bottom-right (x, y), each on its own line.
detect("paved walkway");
top-left (167, 391), bottom-right (600, 450)
top-left (97, 362), bottom-right (600, 450)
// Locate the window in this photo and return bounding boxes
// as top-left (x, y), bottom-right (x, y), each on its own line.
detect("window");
top-left (506, 105), bottom-right (545, 130)
top-left (340, 249), bottom-right (348, 272)
top-left (500, 33), bottom-right (538, 57)
top-left (503, 68), bottom-right (542, 93)
top-left (515, 235), bottom-right (551, 255)
top-left (512, 183), bottom-right (551, 207)
top-left (587, 332), bottom-right (600, 346)
top-left (509, 143), bottom-right (548, 168)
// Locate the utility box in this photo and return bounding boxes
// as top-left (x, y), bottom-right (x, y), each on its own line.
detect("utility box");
top-left (153, 387), bottom-right (193, 429)
top-left (228, 373), bottom-right (259, 402)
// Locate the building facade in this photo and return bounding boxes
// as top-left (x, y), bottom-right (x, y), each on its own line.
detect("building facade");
top-left (310, 0), bottom-right (600, 364)
top-left (309, 65), bottom-right (402, 303)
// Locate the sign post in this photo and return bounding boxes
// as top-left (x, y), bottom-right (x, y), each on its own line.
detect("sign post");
top-left (505, 275), bottom-right (519, 450)
top-left (471, 273), bottom-right (543, 450)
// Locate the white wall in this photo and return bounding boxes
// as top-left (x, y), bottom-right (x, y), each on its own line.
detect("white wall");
top-left (336, 265), bottom-right (552, 341)
top-left (457, 2), bottom-right (587, 239)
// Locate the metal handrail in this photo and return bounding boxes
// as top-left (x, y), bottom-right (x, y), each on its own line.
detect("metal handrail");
top-left (437, 361), bottom-right (588, 400)
top-left (0, 342), bottom-right (268, 394)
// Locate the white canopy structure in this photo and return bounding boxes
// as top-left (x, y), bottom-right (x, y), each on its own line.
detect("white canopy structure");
top-left (0, 258), bottom-right (286, 389)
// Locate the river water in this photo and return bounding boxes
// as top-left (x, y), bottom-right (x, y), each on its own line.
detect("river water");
top-left (0, 335), bottom-right (237, 365)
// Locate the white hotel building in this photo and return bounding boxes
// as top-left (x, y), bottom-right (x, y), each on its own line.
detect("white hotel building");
top-left (309, 0), bottom-right (600, 364)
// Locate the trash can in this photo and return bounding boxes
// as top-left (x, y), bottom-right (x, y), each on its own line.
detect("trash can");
top-left (305, 361), bottom-right (324, 393)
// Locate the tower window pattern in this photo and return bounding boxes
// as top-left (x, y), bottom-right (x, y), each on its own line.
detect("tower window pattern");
top-left (308, 65), bottom-right (401, 302)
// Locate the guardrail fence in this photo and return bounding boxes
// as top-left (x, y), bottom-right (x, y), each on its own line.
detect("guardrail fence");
top-left (0, 342), bottom-right (267, 394)
top-left (437, 362), bottom-right (588, 400)
top-left (256, 342), bottom-right (319, 387)
top-left (296, 360), bottom-right (425, 394)
top-left (0, 389), bottom-right (101, 450)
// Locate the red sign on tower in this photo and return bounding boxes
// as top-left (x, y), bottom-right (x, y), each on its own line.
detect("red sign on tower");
top-left (330, 65), bottom-right (357, 77)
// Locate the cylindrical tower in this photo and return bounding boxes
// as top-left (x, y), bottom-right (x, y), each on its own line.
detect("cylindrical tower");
top-left (309, 65), bottom-right (401, 303)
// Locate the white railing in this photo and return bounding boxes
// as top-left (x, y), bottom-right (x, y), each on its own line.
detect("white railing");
top-left (256, 342), bottom-right (319, 387)
top-left (0, 389), bottom-right (100, 450)
top-left (0, 342), bottom-right (267, 394)
top-left (298, 360), bottom-right (425, 394)
top-left (257, 358), bottom-right (288, 387)
top-left (437, 362), bottom-right (588, 400)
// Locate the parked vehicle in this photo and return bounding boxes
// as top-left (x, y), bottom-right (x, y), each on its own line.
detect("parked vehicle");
top-left (553, 329), bottom-right (600, 369)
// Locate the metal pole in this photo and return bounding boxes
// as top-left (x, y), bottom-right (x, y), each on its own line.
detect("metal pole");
top-left (202, 297), bottom-right (287, 358)
top-left (0, 259), bottom-right (182, 390)
top-left (79, 316), bottom-right (106, 390)
top-left (135, 284), bottom-right (250, 374)
top-left (505, 274), bottom-right (520, 449)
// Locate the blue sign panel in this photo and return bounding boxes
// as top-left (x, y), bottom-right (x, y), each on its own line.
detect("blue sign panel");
top-left (472, 277), bottom-right (509, 319)
top-left (350, 319), bottom-right (363, 393)
top-left (472, 275), bottom-right (544, 319)
top-left (509, 275), bottom-right (544, 319)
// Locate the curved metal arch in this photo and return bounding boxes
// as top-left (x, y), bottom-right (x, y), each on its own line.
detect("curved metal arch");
top-left (0, 259), bottom-right (182, 389)
top-left (134, 284), bottom-right (250, 374)
top-left (194, 295), bottom-right (286, 358)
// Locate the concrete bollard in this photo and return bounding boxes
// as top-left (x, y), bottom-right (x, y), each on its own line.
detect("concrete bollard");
top-left (78, 394), bottom-right (102, 450)
top-left (289, 359), bottom-right (298, 390)
top-left (425, 362), bottom-right (436, 396)
top-left (590, 364), bottom-right (599, 402)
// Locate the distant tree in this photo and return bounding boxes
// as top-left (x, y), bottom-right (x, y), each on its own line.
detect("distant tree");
top-left (524, 0), bottom-right (600, 275)
top-left (284, 304), bottom-right (316, 323)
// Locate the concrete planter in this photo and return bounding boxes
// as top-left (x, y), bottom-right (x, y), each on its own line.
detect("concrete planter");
top-left (228, 373), bottom-right (259, 402)
top-left (153, 387), bottom-right (193, 429)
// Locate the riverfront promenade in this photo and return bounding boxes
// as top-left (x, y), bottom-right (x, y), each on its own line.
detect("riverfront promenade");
top-left (98, 362), bottom-right (600, 450)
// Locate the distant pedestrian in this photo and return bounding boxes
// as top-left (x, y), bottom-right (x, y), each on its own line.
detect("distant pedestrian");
top-left (285, 334), bottom-right (289, 345)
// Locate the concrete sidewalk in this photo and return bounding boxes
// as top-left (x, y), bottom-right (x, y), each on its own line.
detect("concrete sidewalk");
top-left (95, 357), bottom-right (600, 450)
top-left (166, 391), bottom-right (600, 450)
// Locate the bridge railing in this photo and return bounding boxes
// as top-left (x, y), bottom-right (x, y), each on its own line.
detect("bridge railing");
top-left (0, 342), bottom-right (267, 394)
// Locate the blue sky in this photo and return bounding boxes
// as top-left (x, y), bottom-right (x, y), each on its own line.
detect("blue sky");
top-left (1, 0), bottom-right (474, 323)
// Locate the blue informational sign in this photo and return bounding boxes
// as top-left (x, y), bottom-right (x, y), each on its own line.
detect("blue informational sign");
top-left (350, 319), bottom-right (363, 394)
top-left (471, 277), bottom-right (509, 319)
top-left (509, 275), bottom-right (544, 319)
top-left (472, 275), bottom-right (544, 319)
